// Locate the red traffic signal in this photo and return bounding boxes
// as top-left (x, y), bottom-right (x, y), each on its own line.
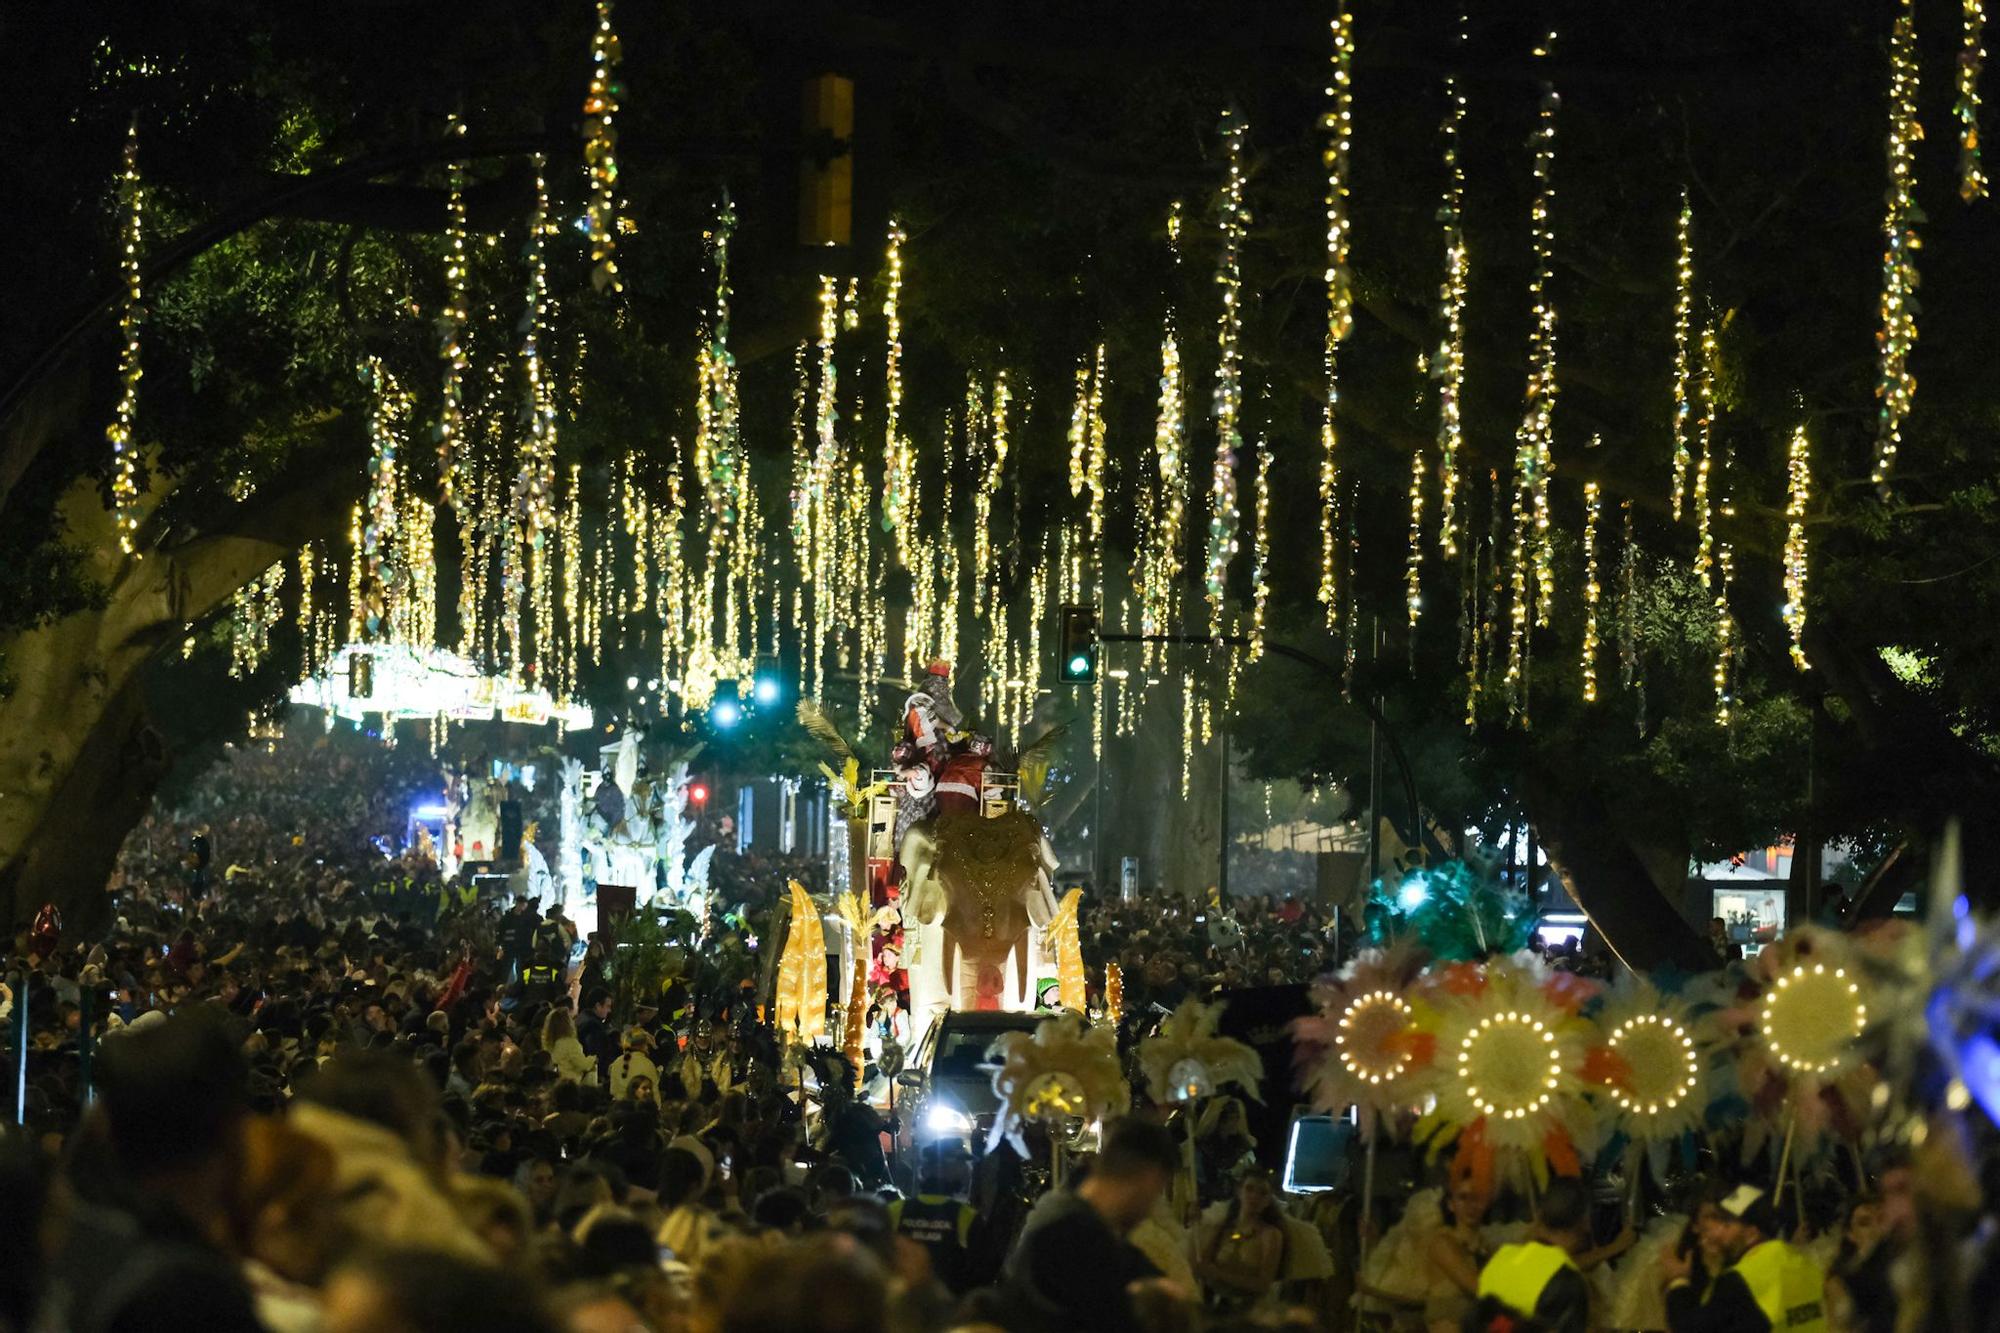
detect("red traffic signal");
top-left (688, 783), bottom-right (709, 805)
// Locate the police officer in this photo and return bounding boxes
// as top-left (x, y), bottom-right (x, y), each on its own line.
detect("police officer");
top-left (1662, 1183), bottom-right (1826, 1332)
top-left (519, 948), bottom-right (564, 1008)
top-left (888, 1140), bottom-right (987, 1294)
top-left (1475, 1176), bottom-right (1595, 1333)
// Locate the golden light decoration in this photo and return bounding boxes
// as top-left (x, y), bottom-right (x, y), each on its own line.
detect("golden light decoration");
top-left (296, 544), bottom-right (317, 676)
top-left (1143, 209), bottom-right (1187, 649)
top-left (581, 0), bottom-right (623, 294)
top-left (1337, 990), bottom-right (1417, 1086)
top-left (1251, 442), bottom-right (1272, 661)
top-left (1962, 0), bottom-right (1989, 201)
top-left (1617, 499), bottom-right (1645, 731)
top-left (1406, 385), bottom-right (1425, 634)
top-left (358, 356), bottom-right (411, 641)
top-left (1589, 979), bottom-right (1708, 1145)
top-left (1760, 961), bottom-right (1868, 1076)
top-left (1782, 424), bottom-right (1812, 670)
top-left (1691, 324), bottom-right (1718, 588)
top-left (1603, 1015), bottom-right (1700, 1115)
top-left (518, 154), bottom-right (559, 683)
top-left (1205, 109), bottom-right (1249, 634)
top-left (436, 115), bottom-right (470, 508)
top-left (695, 196), bottom-right (743, 525)
top-left (1318, 7), bottom-right (1356, 627)
top-left (1459, 1011), bottom-right (1563, 1123)
top-left (1435, 66), bottom-right (1468, 559)
top-left (107, 118), bottom-right (145, 554)
top-left (1580, 477), bottom-right (1601, 703)
top-left (1713, 542), bottom-right (1736, 727)
top-left (1505, 42), bottom-right (1563, 727)
top-left (1669, 191), bottom-right (1695, 521)
top-left (880, 220), bottom-right (914, 554)
top-left (1296, 948), bottom-right (1431, 1138)
top-left (1873, 0), bottom-right (1923, 490)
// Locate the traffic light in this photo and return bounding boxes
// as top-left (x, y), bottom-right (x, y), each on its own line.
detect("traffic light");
top-left (688, 780), bottom-right (710, 807)
top-left (1058, 605), bottom-right (1098, 684)
top-left (710, 680), bottom-right (742, 729)
top-left (751, 657), bottom-right (783, 707)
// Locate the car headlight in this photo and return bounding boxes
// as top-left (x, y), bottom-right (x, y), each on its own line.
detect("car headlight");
top-left (923, 1103), bottom-right (974, 1135)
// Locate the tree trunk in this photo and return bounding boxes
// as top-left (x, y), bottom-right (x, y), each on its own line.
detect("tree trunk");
top-left (0, 445), bottom-right (361, 930)
top-left (1520, 766), bottom-right (1712, 973)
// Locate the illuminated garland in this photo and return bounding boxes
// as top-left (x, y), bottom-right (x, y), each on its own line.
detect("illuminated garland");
top-left (1783, 423), bottom-right (1812, 670)
top-left (1461, 495), bottom-right (1483, 730)
top-left (437, 116), bottom-right (470, 507)
top-left (1318, 9), bottom-right (1356, 625)
top-left (1142, 207), bottom-right (1188, 652)
top-left (107, 119), bottom-right (145, 554)
top-left (1068, 362), bottom-right (1092, 503)
top-left (1965, 0), bottom-right (1990, 201)
top-left (1617, 499), bottom-right (1644, 732)
top-left (972, 374), bottom-right (1009, 627)
top-left (296, 545), bottom-right (316, 676)
top-left (696, 198), bottom-right (743, 524)
top-left (1505, 44), bottom-right (1562, 726)
top-left (228, 563), bottom-right (286, 679)
top-left (1205, 109), bottom-right (1249, 633)
top-left (1691, 325), bottom-right (1717, 587)
top-left (1251, 439), bottom-right (1272, 660)
top-left (517, 154), bottom-right (559, 682)
top-left (581, 0), bottom-right (623, 294)
top-left (1406, 374), bottom-right (1425, 634)
top-left (1669, 191), bottom-right (1695, 520)
top-left (881, 220), bottom-right (914, 554)
top-left (1580, 477), bottom-right (1601, 702)
top-left (806, 276), bottom-right (840, 700)
top-left (1873, 0), bottom-right (1923, 489)
top-left (1435, 71), bottom-right (1468, 558)
top-left (562, 463), bottom-right (582, 702)
top-left (1714, 542), bottom-right (1736, 727)
top-left (358, 356), bottom-right (410, 640)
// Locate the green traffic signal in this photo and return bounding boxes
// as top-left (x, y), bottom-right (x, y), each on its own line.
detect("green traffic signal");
top-left (1058, 605), bottom-right (1098, 684)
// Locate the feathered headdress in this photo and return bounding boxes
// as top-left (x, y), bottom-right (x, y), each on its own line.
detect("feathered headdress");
top-left (1138, 999), bottom-right (1264, 1105)
top-left (1292, 941), bottom-right (1433, 1139)
top-left (988, 1012), bottom-right (1129, 1154)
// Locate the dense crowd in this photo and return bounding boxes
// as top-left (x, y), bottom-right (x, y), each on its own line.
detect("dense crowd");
top-left (0, 733), bottom-right (1945, 1333)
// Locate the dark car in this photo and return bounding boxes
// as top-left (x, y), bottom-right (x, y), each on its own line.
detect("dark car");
top-left (900, 1009), bottom-right (1046, 1150)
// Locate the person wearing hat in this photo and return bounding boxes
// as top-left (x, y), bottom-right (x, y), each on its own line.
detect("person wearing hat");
top-left (1661, 1183), bottom-right (1827, 1332)
top-left (888, 1139), bottom-right (988, 1295)
top-left (1473, 1175), bottom-right (1595, 1333)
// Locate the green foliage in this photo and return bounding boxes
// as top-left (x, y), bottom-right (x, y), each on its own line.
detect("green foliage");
top-left (1366, 859), bottom-right (1534, 961)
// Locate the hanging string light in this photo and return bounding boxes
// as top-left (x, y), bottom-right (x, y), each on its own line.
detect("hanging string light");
top-left (1965, 0), bottom-right (1990, 200)
top-left (1407, 357), bottom-right (1427, 637)
top-left (1714, 542), bottom-right (1737, 727)
top-left (107, 118), bottom-right (145, 553)
top-left (881, 220), bottom-right (915, 555)
top-left (1783, 423), bottom-right (1813, 670)
top-left (1250, 438), bottom-right (1272, 661)
top-left (517, 154), bottom-right (559, 682)
top-left (437, 116), bottom-right (470, 507)
top-left (1205, 109), bottom-right (1250, 634)
top-left (695, 197), bottom-right (743, 524)
top-left (1873, 0), bottom-right (1923, 489)
top-left (296, 544), bottom-right (317, 676)
top-left (1143, 206), bottom-right (1188, 653)
top-left (1506, 37), bottom-right (1562, 725)
top-left (1692, 324), bottom-right (1717, 587)
top-left (973, 373), bottom-right (1010, 626)
top-left (1617, 499), bottom-right (1645, 734)
top-left (358, 356), bottom-right (410, 641)
top-left (1669, 191), bottom-right (1695, 520)
top-left (581, 0), bottom-right (623, 293)
top-left (1435, 68), bottom-right (1468, 558)
top-left (805, 276), bottom-right (840, 701)
top-left (1318, 10), bottom-right (1356, 629)
top-left (1580, 477), bottom-right (1602, 702)
top-left (228, 563), bottom-right (286, 679)
top-left (1068, 362), bottom-right (1092, 503)
top-left (1461, 497), bottom-right (1483, 730)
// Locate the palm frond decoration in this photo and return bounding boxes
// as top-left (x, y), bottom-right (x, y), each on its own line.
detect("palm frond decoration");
top-left (1138, 998), bottom-right (1265, 1104)
top-left (796, 698), bottom-right (857, 765)
top-left (1046, 887), bottom-right (1088, 1012)
top-left (774, 881), bottom-right (828, 1042)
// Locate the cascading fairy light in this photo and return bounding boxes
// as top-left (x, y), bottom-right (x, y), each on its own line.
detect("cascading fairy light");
top-left (881, 220), bottom-right (915, 557)
top-left (1342, 474), bottom-right (1361, 699)
top-left (1714, 542), bottom-right (1737, 726)
top-left (1250, 440), bottom-right (1272, 661)
top-left (1085, 346), bottom-right (1108, 563)
top-left (1668, 192), bottom-right (1696, 520)
top-left (1692, 324), bottom-right (1717, 587)
top-left (358, 356), bottom-right (410, 641)
top-left (437, 116), bottom-right (470, 507)
top-left (518, 154), bottom-right (560, 682)
top-left (399, 484), bottom-right (438, 651)
top-left (1407, 358), bottom-right (1426, 635)
top-left (696, 197), bottom-right (743, 525)
top-left (1873, 0), bottom-right (1923, 489)
top-left (228, 564), bottom-right (286, 679)
top-left (296, 545), bottom-right (316, 676)
top-left (805, 276), bottom-right (841, 701)
top-left (1205, 109), bottom-right (1250, 637)
top-left (972, 374), bottom-right (1009, 627)
top-left (346, 505), bottom-right (366, 644)
top-left (1783, 424), bottom-right (1813, 670)
top-left (581, 0), bottom-right (623, 294)
top-left (1067, 362), bottom-right (1092, 506)
top-left (107, 118), bottom-right (145, 554)
top-left (1580, 477), bottom-right (1602, 702)
top-left (561, 464), bottom-right (582, 702)
top-left (1617, 499), bottom-right (1645, 732)
top-left (1435, 69), bottom-right (1468, 558)
top-left (1318, 9), bottom-right (1356, 626)
top-left (1505, 36), bottom-right (1563, 725)
top-left (1143, 207), bottom-right (1188, 660)
top-left (1963, 0), bottom-right (1990, 200)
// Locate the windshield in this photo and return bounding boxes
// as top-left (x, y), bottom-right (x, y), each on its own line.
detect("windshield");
top-left (932, 1026), bottom-right (1008, 1079)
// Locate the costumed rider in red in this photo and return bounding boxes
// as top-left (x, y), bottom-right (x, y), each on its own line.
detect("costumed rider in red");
top-left (892, 660), bottom-right (993, 858)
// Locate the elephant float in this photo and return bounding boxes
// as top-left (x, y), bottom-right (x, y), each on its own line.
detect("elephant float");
top-left (897, 807), bottom-right (1059, 1030)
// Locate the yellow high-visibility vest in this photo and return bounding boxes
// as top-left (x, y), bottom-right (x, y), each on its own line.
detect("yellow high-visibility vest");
top-left (1731, 1239), bottom-right (1827, 1333)
top-left (1477, 1241), bottom-right (1579, 1318)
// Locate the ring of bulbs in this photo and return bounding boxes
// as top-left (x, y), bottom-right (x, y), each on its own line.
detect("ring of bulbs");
top-left (1334, 989), bottom-right (1415, 1085)
top-left (1458, 1009), bottom-right (1561, 1121)
top-left (1606, 1013), bottom-right (1699, 1115)
top-left (1761, 962), bottom-right (1867, 1075)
